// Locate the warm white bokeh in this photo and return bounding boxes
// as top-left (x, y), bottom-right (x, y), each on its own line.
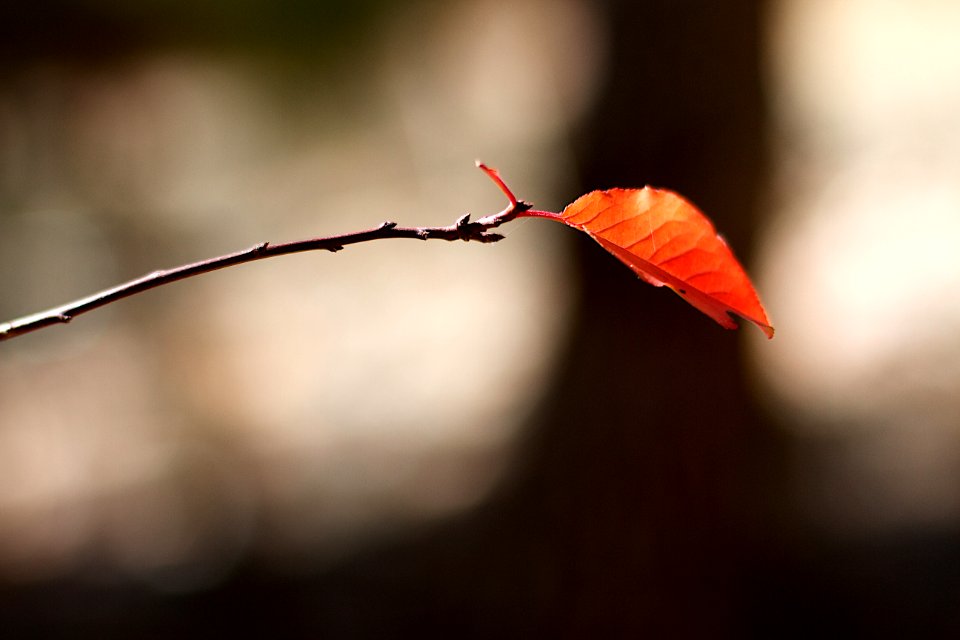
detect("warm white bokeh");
top-left (756, 0), bottom-right (960, 532)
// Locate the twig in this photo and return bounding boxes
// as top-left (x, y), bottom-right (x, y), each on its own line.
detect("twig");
top-left (0, 162), bottom-right (532, 343)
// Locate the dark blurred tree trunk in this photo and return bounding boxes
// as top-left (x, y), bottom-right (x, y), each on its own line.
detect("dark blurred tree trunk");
top-left (508, 0), bottom-right (771, 633)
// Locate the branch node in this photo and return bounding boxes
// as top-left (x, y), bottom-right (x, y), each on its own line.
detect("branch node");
top-left (455, 213), bottom-right (485, 242)
top-left (327, 244), bottom-right (345, 252)
top-left (379, 221), bottom-right (398, 230)
top-left (58, 313), bottom-right (73, 323)
top-left (417, 229), bottom-right (430, 240)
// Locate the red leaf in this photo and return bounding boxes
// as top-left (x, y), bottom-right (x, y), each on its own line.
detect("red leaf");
top-left (521, 188), bottom-right (774, 338)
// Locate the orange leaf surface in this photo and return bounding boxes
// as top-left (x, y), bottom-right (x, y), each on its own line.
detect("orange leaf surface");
top-left (521, 188), bottom-right (774, 338)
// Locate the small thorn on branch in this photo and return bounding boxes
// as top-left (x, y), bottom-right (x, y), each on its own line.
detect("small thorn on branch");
top-left (379, 221), bottom-right (398, 230)
top-left (477, 232), bottom-right (505, 243)
top-left (454, 212), bottom-right (494, 242)
top-left (454, 213), bottom-right (475, 240)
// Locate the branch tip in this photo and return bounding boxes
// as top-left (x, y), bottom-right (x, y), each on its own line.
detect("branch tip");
top-left (476, 161), bottom-right (518, 206)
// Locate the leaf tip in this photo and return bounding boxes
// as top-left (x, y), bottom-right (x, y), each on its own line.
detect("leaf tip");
top-left (761, 322), bottom-right (776, 340)
top-left (728, 310), bottom-right (775, 339)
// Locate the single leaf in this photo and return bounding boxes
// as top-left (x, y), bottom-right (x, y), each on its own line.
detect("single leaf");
top-left (521, 188), bottom-right (774, 338)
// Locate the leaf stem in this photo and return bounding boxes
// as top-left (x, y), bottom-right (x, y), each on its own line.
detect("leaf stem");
top-left (1, 163), bottom-right (532, 343)
top-left (519, 209), bottom-right (562, 219)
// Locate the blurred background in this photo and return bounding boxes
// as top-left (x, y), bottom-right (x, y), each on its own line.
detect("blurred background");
top-left (2, 0), bottom-right (960, 636)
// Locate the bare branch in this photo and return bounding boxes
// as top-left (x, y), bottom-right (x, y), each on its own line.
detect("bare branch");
top-left (1, 164), bottom-right (533, 343)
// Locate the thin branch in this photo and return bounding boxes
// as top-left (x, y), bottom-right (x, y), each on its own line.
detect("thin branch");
top-left (1, 165), bottom-right (533, 343)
